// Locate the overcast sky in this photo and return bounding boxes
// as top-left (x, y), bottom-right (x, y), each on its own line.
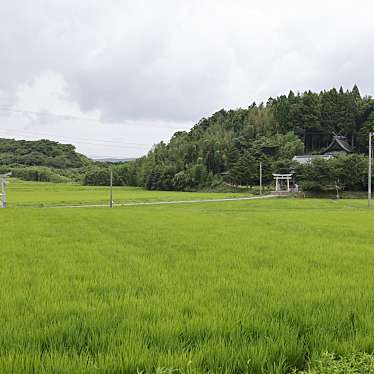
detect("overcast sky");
top-left (0, 1), bottom-right (373, 158)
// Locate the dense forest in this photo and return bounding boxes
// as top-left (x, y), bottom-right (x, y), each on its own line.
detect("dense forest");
top-left (1, 86), bottom-right (374, 192)
top-left (102, 85), bottom-right (374, 192)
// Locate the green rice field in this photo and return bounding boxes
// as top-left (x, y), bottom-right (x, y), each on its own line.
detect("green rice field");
top-left (1, 181), bottom-right (374, 373)
top-left (6, 179), bottom-right (245, 207)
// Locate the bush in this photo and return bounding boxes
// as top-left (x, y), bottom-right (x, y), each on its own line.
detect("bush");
top-left (296, 154), bottom-right (369, 192)
top-left (83, 168), bottom-right (110, 186)
top-left (10, 166), bottom-right (70, 183)
top-left (300, 180), bottom-right (324, 192)
top-left (172, 171), bottom-right (192, 191)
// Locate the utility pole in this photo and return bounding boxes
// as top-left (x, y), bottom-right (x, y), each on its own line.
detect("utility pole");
top-left (109, 168), bottom-right (113, 208)
top-left (369, 133), bottom-right (372, 208)
top-left (1, 178), bottom-right (5, 208)
top-left (0, 173), bottom-right (11, 208)
top-left (259, 162), bottom-right (263, 195)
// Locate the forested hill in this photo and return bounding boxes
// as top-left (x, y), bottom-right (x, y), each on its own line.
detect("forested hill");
top-left (0, 138), bottom-right (93, 182)
top-left (0, 138), bottom-right (90, 168)
top-left (117, 85), bottom-right (374, 191)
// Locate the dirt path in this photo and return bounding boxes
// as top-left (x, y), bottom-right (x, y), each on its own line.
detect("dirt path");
top-left (46, 194), bottom-right (279, 209)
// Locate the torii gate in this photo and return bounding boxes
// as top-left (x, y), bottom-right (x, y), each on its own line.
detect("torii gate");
top-left (273, 173), bottom-right (293, 193)
top-left (0, 173), bottom-right (11, 208)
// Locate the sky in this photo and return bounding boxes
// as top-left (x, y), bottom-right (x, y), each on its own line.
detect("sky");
top-left (0, 0), bottom-right (373, 158)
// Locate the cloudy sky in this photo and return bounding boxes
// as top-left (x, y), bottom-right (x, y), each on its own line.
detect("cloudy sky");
top-left (0, 1), bottom-right (373, 158)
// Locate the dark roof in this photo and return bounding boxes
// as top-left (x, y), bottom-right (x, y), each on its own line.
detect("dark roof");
top-left (322, 135), bottom-right (353, 154)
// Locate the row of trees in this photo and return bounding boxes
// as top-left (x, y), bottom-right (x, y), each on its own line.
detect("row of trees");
top-left (270, 86), bottom-right (369, 150)
top-left (295, 154), bottom-right (368, 192)
top-left (81, 152), bottom-right (369, 193)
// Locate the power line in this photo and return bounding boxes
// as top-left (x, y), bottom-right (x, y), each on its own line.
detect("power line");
top-left (0, 130), bottom-right (150, 150)
top-left (0, 107), bottom-right (99, 122)
top-left (0, 127), bottom-right (152, 148)
top-left (0, 107), bottom-right (192, 131)
top-left (0, 131), bottom-right (149, 150)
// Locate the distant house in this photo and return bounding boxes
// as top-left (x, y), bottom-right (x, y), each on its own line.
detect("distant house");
top-left (293, 135), bottom-right (353, 165)
top-left (292, 154), bottom-right (334, 164)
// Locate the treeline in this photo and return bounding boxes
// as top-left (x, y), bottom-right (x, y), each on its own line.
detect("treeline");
top-left (83, 143), bottom-right (370, 193)
top-left (2, 86), bottom-right (374, 191)
top-left (84, 86), bottom-right (373, 191)
top-left (270, 85), bottom-right (374, 151)
top-left (295, 154), bottom-right (368, 192)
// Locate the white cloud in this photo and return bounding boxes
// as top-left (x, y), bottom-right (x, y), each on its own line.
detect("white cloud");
top-left (0, 0), bottom-right (373, 156)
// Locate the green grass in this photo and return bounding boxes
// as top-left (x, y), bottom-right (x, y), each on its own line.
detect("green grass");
top-left (7, 179), bottom-right (246, 207)
top-left (294, 352), bottom-right (374, 373)
top-left (1, 184), bottom-right (374, 373)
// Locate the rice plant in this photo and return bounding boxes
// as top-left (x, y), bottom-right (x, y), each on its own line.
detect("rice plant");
top-left (1, 187), bottom-right (374, 372)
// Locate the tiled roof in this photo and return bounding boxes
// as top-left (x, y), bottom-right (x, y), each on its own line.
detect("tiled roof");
top-left (322, 135), bottom-right (353, 154)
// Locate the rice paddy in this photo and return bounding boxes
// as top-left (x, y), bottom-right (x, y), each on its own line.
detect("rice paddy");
top-left (1, 181), bottom-right (374, 373)
top-left (6, 179), bottom-right (245, 207)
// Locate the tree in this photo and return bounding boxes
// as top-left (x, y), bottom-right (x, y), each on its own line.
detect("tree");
top-left (330, 154), bottom-right (367, 191)
top-left (83, 168), bottom-right (110, 186)
top-left (295, 155), bottom-right (368, 192)
top-left (231, 152), bottom-right (257, 187)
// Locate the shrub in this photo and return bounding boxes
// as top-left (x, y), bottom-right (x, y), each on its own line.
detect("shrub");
top-left (10, 166), bottom-right (69, 183)
top-left (83, 168), bottom-right (110, 186)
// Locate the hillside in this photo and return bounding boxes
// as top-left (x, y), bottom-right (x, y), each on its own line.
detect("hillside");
top-left (110, 86), bottom-right (374, 192)
top-left (0, 138), bottom-right (93, 182)
top-left (0, 138), bottom-right (91, 169)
